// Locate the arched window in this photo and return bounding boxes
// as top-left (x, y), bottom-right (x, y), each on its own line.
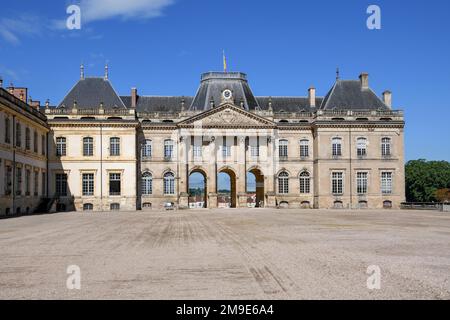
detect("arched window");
top-left (299, 171), bottom-right (310, 194)
top-left (56, 137), bottom-right (66, 156)
top-left (332, 137), bottom-right (342, 156)
top-left (110, 137), bottom-right (120, 156)
top-left (142, 172), bottom-right (153, 195)
top-left (299, 139), bottom-right (309, 158)
top-left (25, 127), bottom-right (31, 150)
top-left (381, 137), bottom-right (391, 156)
top-left (279, 139), bottom-right (288, 158)
top-left (164, 140), bottom-right (174, 159)
top-left (278, 171), bottom-right (289, 194)
top-left (83, 137), bottom-right (93, 156)
top-left (164, 172), bottom-right (175, 195)
top-left (357, 138), bottom-right (367, 157)
top-left (142, 140), bottom-right (152, 158)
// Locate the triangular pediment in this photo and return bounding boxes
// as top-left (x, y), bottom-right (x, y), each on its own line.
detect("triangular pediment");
top-left (179, 103), bottom-right (275, 128)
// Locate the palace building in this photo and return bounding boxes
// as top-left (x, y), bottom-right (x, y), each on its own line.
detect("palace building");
top-left (0, 67), bottom-right (405, 214)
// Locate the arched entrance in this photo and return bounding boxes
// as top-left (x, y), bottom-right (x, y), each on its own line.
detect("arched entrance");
top-left (217, 168), bottom-right (237, 208)
top-left (247, 168), bottom-right (265, 207)
top-left (188, 170), bottom-right (207, 208)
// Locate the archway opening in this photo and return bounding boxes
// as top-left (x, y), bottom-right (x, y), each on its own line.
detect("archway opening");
top-left (218, 169), bottom-right (237, 208)
top-left (247, 168), bottom-right (265, 208)
top-left (188, 171), bottom-right (207, 209)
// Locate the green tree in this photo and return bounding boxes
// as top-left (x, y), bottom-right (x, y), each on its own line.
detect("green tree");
top-left (405, 160), bottom-right (450, 202)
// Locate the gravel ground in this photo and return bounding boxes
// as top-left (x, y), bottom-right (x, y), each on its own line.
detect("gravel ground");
top-left (0, 208), bottom-right (449, 300)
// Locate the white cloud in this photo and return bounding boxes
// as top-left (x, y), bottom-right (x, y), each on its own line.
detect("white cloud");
top-left (80, 0), bottom-right (174, 23)
top-left (0, 1), bottom-right (174, 45)
top-left (0, 14), bottom-right (43, 45)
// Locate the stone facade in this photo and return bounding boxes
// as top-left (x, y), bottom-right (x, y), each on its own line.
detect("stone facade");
top-left (0, 87), bottom-right (49, 216)
top-left (0, 69), bottom-right (406, 214)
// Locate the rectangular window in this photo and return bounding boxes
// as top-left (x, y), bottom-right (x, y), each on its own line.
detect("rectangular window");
top-left (16, 167), bottom-right (22, 195)
top-left (382, 138), bottom-right (391, 157)
top-left (332, 139), bottom-right (342, 157)
top-left (42, 172), bottom-right (46, 196)
top-left (164, 140), bottom-right (174, 159)
top-left (55, 173), bottom-right (68, 197)
top-left (5, 166), bottom-right (12, 195)
top-left (5, 118), bottom-right (11, 144)
top-left (279, 140), bottom-right (288, 158)
top-left (33, 131), bottom-right (38, 153)
top-left (41, 135), bottom-right (46, 155)
top-left (25, 169), bottom-right (31, 195)
top-left (16, 123), bottom-right (21, 147)
top-left (34, 171), bottom-right (39, 196)
top-left (56, 137), bottom-right (66, 156)
top-left (250, 145), bottom-right (260, 157)
top-left (142, 140), bottom-right (152, 158)
top-left (83, 137), bottom-right (94, 156)
top-left (300, 140), bottom-right (309, 158)
top-left (193, 144), bottom-right (202, 158)
top-left (109, 173), bottom-right (121, 196)
top-left (82, 173), bottom-right (94, 196)
top-left (357, 138), bottom-right (367, 157)
top-left (25, 128), bottom-right (31, 150)
top-left (110, 138), bottom-right (120, 156)
top-left (332, 172), bottom-right (344, 195)
top-left (357, 172), bottom-right (368, 194)
top-left (381, 172), bottom-right (393, 194)
top-left (221, 145), bottom-right (231, 158)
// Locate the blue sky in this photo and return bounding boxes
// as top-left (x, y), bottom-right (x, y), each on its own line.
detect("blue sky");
top-left (1, 0), bottom-right (449, 166)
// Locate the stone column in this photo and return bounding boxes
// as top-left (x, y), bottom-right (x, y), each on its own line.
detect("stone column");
top-left (237, 135), bottom-right (248, 208)
top-left (207, 136), bottom-right (217, 208)
top-left (178, 136), bottom-right (189, 209)
top-left (265, 135), bottom-right (276, 208)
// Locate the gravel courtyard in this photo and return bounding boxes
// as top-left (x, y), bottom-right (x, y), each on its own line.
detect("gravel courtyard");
top-left (0, 208), bottom-right (449, 300)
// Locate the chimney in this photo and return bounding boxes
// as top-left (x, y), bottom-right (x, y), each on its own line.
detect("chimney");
top-left (29, 98), bottom-right (41, 109)
top-left (268, 97), bottom-right (273, 112)
top-left (359, 72), bottom-right (369, 90)
top-left (180, 98), bottom-right (185, 111)
top-left (80, 64), bottom-right (84, 80)
top-left (308, 87), bottom-right (316, 108)
top-left (383, 90), bottom-right (392, 109)
top-left (131, 87), bottom-right (137, 108)
top-left (7, 86), bottom-right (28, 103)
top-left (104, 64), bottom-right (109, 80)
top-left (45, 99), bottom-right (50, 109)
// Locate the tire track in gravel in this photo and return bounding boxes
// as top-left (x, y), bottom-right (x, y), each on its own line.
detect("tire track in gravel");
top-left (195, 214), bottom-right (300, 299)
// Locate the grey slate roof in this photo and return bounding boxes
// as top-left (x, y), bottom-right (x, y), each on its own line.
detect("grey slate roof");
top-left (59, 77), bottom-right (126, 109)
top-left (320, 80), bottom-right (388, 110)
top-left (256, 97), bottom-right (324, 112)
top-left (190, 72), bottom-right (260, 111)
top-left (56, 72), bottom-right (389, 114)
top-left (121, 96), bottom-right (194, 113)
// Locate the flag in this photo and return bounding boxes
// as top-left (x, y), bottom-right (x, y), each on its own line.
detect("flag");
top-left (223, 50), bottom-right (227, 72)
